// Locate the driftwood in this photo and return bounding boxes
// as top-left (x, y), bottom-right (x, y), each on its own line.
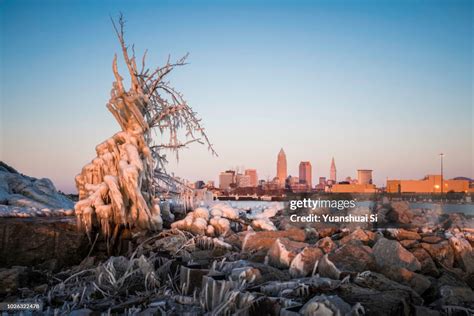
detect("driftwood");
top-left (74, 14), bottom-right (216, 243)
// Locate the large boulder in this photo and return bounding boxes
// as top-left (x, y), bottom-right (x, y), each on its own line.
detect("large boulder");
top-left (423, 271), bottom-right (474, 308)
top-left (266, 238), bottom-right (308, 269)
top-left (420, 241), bottom-right (454, 268)
top-left (380, 267), bottom-right (431, 295)
top-left (318, 240), bottom-right (376, 279)
top-left (381, 201), bottom-right (441, 228)
top-left (448, 236), bottom-right (474, 273)
top-left (299, 294), bottom-right (357, 316)
top-left (289, 246), bottom-right (323, 278)
top-left (411, 248), bottom-right (439, 277)
top-left (0, 217), bottom-right (89, 269)
top-left (436, 287), bottom-right (474, 308)
top-left (373, 238), bottom-right (421, 272)
top-left (354, 271), bottom-right (423, 305)
top-left (336, 282), bottom-right (417, 316)
top-left (219, 260), bottom-right (290, 284)
top-left (385, 201), bottom-right (414, 225)
top-left (241, 228), bottom-right (306, 253)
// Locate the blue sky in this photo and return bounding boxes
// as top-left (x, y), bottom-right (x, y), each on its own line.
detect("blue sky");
top-left (1, 0), bottom-right (472, 192)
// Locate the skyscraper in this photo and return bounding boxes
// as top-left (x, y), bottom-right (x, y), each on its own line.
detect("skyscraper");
top-left (276, 148), bottom-right (287, 187)
top-left (299, 161), bottom-right (312, 189)
top-left (330, 157), bottom-right (337, 183)
top-left (219, 170), bottom-right (235, 189)
top-left (244, 169), bottom-right (258, 187)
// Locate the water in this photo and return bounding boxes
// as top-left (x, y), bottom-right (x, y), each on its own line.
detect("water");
top-left (213, 200), bottom-right (285, 210)
top-left (409, 202), bottom-right (474, 216)
top-left (222, 200), bottom-right (474, 216)
top-left (356, 201), bottom-right (474, 216)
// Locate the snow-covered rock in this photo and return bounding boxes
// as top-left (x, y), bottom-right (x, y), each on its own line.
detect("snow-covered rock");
top-left (0, 162), bottom-right (74, 217)
top-left (172, 207), bottom-right (228, 236)
top-left (193, 207), bottom-right (210, 220)
top-left (251, 218), bottom-right (277, 231)
top-left (171, 201), bottom-right (281, 236)
top-left (210, 203), bottom-right (239, 220)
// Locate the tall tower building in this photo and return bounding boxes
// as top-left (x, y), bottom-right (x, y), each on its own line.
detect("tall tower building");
top-left (330, 157), bottom-right (337, 183)
top-left (276, 148), bottom-right (287, 187)
top-left (299, 161), bottom-right (312, 189)
top-left (244, 169), bottom-right (258, 187)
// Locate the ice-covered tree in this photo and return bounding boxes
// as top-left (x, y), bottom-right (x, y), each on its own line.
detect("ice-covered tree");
top-left (75, 15), bottom-right (215, 246)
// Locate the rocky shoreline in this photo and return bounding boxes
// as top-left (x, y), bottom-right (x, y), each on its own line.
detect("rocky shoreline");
top-left (0, 201), bottom-right (473, 315)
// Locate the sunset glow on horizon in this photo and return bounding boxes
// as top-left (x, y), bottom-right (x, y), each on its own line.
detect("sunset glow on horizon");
top-left (1, 0), bottom-right (472, 193)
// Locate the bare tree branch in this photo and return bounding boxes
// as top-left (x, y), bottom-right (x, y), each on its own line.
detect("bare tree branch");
top-left (75, 15), bottom-right (217, 243)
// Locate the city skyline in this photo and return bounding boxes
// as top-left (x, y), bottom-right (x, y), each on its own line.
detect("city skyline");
top-left (215, 149), bottom-right (470, 191)
top-left (1, 0), bottom-right (472, 193)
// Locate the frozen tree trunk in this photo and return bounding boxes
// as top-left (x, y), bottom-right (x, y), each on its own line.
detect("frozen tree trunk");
top-left (75, 16), bottom-right (215, 246)
top-left (75, 78), bottom-right (161, 239)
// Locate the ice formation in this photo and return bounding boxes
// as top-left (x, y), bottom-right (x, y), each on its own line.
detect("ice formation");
top-left (74, 16), bottom-right (215, 240)
top-left (74, 79), bottom-right (162, 238)
top-left (170, 202), bottom-right (280, 238)
top-left (171, 204), bottom-right (234, 237)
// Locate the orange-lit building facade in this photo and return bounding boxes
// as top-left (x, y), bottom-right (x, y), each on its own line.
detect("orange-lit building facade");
top-left (244, 169), bottom-right (258, 187)
top-left (331, 183), bottom-right (377, 193)
top-left (276, 148), bottom-right (287, 188)
top-left (299, 161), bottom-right (312, 188)
top-left (386, 175), bottom-right (469, 193)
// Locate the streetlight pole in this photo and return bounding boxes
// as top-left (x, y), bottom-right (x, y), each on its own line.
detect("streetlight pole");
top-left (439, 153), bottom-right (444, 198)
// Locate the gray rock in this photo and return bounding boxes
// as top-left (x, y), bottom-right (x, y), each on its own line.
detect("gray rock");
top-left (411, 248), bottom-right (439, 277)
top-left (354, 270), bottom-right (423, 305)
top-left (318, 254), bottom-right (342, 280)
top-left (425, 272), bottom-right (474, 308)
top-left (373, 237), bottom-right (421, 271)
top-left (266, 238), bottom-right (308, 269)
top-left (380, 266), bottom-right (431, 295)
top-left (318, 240), bottom-right (376, 279)
top-left (420, 241), bottom-right (454, 268)
top-left (336, 282), bottom-right (414, 316)
top-left (448, 236), bottom-right (474, 273)
top-left (300, 294), bottom-right (354, 316)
top-left (289, 246), bottom-right (323, 278)
top-left (381, 201), bottom-right (442, 229)
top-left (436, 285), bottom-right (474, 306)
